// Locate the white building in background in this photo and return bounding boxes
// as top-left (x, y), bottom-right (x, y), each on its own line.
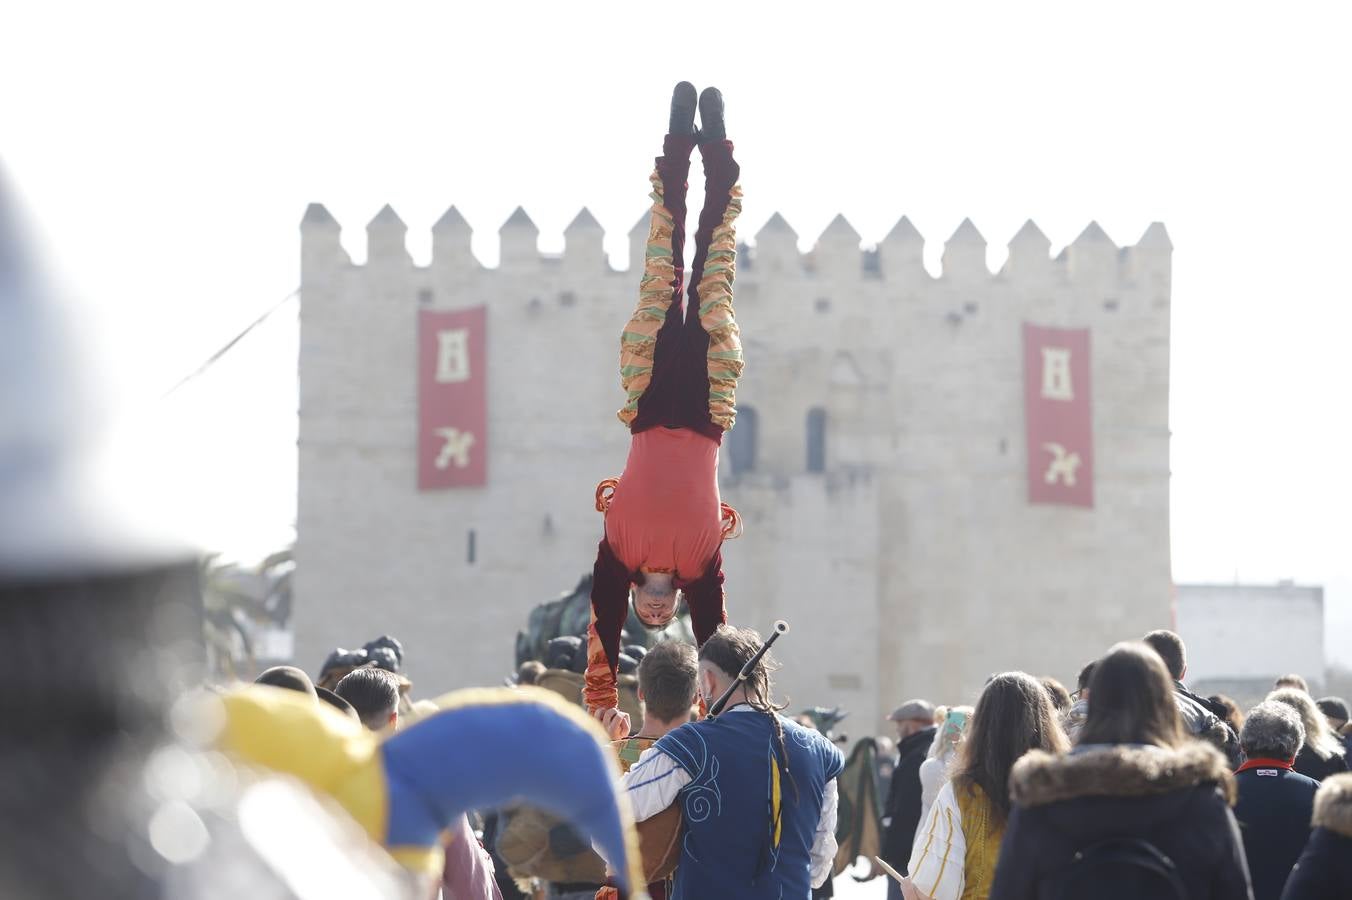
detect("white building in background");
top-left (1175, 581), bottom-right (1325, 705)
top-left (294, 199), bottom-right (1174, 725)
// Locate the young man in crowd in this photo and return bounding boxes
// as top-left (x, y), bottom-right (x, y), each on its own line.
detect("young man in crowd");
top-left (620, 640), bottom-right (700, 757)
top-left (335, 665), bottom-right (400, 734)
top-left (1142, 629), bottom-right (1241, 766)
top-left (606, 640), bottom-right (701, 900)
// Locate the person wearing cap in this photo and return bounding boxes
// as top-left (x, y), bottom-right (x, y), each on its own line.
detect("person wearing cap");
top-left (876, 699), bottom-right (937, 898)
top-left (1316, 697), bottom-right (1352, 757)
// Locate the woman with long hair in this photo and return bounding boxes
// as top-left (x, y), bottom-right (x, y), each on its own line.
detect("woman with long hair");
top-left (987, 642), bottom-right (1252, 900)
top-left (900, 673), bottom-right (1068, 900)
top-left (1268, 687), bottom-right (1349, 782)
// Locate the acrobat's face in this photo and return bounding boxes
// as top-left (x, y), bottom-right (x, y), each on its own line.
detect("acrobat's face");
top-left (633, 582), bottom-right (678, 628)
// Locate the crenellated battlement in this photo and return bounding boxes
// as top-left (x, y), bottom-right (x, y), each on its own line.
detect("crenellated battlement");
top-left (300, 202), bottom-right (1172, 287)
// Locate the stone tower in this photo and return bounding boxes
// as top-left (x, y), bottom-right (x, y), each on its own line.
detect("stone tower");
top-left (296, 201), bottom-right (1172, 725)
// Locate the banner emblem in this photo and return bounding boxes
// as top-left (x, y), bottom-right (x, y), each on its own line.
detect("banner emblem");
top-left (419, 307), bottom-right (487, 489)
top-left (1023, 323), bottom-right (1093, 508)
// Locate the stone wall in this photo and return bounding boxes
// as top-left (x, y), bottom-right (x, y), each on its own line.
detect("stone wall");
top-left (296, 198), bottom-right (1173, 726)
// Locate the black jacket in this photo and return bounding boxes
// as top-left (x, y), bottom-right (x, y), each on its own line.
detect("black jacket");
top-left (1176, 683), bottom-right (1243, 768)
top-left (879, 725), bottom-right (936, 870)
top-left (988, 742), bottom-right (1253, 900)
top-left (1234, 765), bottom-right (1319, 900)
top-left (1291, 745), bottom-right (1348, 783)
top-left (1282, 774), bottom-right (1352, 899)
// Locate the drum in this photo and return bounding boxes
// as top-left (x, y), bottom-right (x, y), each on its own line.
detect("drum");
top-left (636, 803), bottom-right (682, 882)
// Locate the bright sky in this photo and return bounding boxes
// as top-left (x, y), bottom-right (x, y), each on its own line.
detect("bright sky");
top-left (4, 2), bottom-right (1349, 663)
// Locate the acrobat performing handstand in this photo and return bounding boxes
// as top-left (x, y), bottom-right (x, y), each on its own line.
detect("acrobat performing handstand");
top-left (585, 82), bottom-right (744, 717)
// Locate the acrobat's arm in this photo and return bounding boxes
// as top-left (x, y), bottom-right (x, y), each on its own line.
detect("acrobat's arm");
top-left (584, 538), bottom-right (632, 713)
top-left (682, 547), bottom-right (728, 647)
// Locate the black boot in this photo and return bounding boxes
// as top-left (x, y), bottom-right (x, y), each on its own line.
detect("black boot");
top-left (698, 86), bottom-right (725, 143)
top-left (669, 81), bottom-right (697, 135)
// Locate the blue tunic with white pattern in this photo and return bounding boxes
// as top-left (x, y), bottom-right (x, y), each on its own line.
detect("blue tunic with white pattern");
top-left (648, 709), bottom-right (844, 899)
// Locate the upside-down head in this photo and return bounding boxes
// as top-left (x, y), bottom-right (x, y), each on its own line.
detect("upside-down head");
top-left (632, 575), bottom-right (679, 629)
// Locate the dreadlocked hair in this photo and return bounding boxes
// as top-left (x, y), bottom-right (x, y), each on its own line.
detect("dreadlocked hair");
top-left (699, 625), bottom-right (799, 802)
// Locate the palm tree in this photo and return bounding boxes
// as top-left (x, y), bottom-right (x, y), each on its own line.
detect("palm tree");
top-left (201, 547), bottom-right (295, 682)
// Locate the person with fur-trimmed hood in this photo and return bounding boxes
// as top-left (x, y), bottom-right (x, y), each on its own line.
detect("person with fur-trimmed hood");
top-left (1281, 773), bottom-right (1352, 899)
top-left (987, 642), bottom-right (1253, 900)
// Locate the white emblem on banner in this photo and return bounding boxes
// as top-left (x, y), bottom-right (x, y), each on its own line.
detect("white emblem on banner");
top-left (435, 329), bottom-right (471, 383)
top-left (1042, 442), bottom-right (1082, 486)
top-left (1041, 347), bottom-right (1074, 401)
top-left (435, 428), bottom-right (476, 469)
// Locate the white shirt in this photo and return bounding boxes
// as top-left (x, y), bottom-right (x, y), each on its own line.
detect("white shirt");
top-left (619, 706), bottom-right (840, 889)
top-left (907, 780), bottom-right (966, 900)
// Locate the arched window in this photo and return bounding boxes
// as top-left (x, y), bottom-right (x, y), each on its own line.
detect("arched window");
top-left (806, 407), bottom-right (827, 473)
top-left (728, 406), bottom-right (758, 476)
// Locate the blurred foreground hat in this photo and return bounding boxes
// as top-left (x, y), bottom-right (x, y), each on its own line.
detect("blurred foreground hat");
top-left (0, 165), bottom-right (213, 899)
top-left (255, 665), bottom-right (318, 698)
top-left (317, 685), bottom-right (360, 721)
top-left (888, 699), bottom-right (936, 723)
top-left (0, 166), bottom-right (189, 576)
top-left (1317, 697), bottom-right (1349, 721)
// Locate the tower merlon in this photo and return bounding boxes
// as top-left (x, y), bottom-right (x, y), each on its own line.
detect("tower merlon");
top-left (301, 203), bottom-right (340, 231)
top-left (299, 203), bottom-right (352, 268)
top-left (1063, 220), bottom-right (1118, 280)
top-left (813, 214), bottom-right (863, 279)
top-left (1124, 221), bottom-right (1173, 285)
top-left (563, 207), bottom-right (607, 273)
top-left (818, 213), bottom-right (861, 243)
top-left (628, 212), bottom-right (649, 274)
top-left (752, 212), bottom-right (802, 275)
top-left (432, 205), bottom-right (472, 233)
top-left (499, 206), bottom-right (541, 270)
top-left (941, 218), bottom-right (989, 281)
top-left (878, 216), bottom-right (927, 280)
top-left (1001, 219), bottom-right (1051, 278)
top-left (431, 205), bottom-right (479, 271)
top-left (1136, 221), bottom-right (1172, 252)
top-left (365, 204), bottom-right (410, 264)
top-left (756, 211), bottom-right (799, 241)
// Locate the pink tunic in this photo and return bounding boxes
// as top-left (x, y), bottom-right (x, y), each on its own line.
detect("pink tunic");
top-left (604, 427), bottom-right (723, 580)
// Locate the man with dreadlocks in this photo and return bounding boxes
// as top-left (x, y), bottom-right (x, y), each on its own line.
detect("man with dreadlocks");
top-left (615, 626), bottom-right (845, 899)
top-left (585, 81), bottom-right (743, 716)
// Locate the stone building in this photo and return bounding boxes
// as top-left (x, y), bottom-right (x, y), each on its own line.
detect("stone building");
top-left (1175, 581), bottom-right (1325, 706)
top-left (295, 200), bottom-right (1173, 724)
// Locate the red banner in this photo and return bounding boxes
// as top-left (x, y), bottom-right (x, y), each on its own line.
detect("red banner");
top-left (419, 307), bottom-right (487, 489)
top-left (1023, 323), bottom-right (1093, 508)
